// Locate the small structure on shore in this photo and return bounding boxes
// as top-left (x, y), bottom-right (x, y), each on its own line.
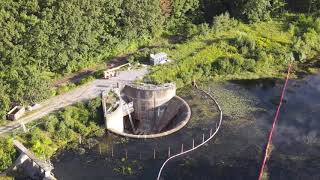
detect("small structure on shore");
top-left (7, 106), bottom-right (25, 121)
top-left (150, 52), bottom-right (170, 65)
top-left (103, 63), bottom-right (131, 79)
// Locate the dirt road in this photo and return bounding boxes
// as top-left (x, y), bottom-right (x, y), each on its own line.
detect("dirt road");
top-left (0, 68), bottom-right (148, 135)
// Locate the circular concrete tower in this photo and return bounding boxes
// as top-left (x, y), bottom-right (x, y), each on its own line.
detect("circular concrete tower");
top-left (122, 83), bottom-right (176, 133)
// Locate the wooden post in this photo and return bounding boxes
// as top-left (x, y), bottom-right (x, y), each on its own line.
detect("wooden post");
top-left (21, 122), bottom-right (27, 133)
top-left (168, 146), bottom-right (171, 158)
top-left (202, 134), bottom-right (205, 143)
top-left (181, 144), bottom-right (184, 153)
top-left (99, 144), bottom-right (102, 155)
top-left (79, 136), bottom-right (82, 144)
top-left (125, 149), bottom-right (128, 159)
top-left (111, 145), bottom-right (114, 157)
top-left (192, 139), bottom-right (195, 149)
top-left (153, 149), bottom-right (156, 159)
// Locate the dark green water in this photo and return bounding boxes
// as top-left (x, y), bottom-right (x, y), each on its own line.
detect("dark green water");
top-left (52, 73), bottom-right (320, 180)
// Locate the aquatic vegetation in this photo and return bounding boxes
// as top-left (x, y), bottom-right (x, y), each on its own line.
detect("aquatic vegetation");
top-left (203, 82), bottom-right (260, 119)
top-left (113, 159), bottom-right (142, 176)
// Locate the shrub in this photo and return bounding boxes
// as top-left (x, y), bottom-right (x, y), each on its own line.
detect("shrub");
top-left (212, 12), bottom-right (238, 32)
top-left (43, 115), bottom-right (59, 133)
top-left (256, 50), bottom-right (272, 70)
top-left (132, 50), bottom-right (151, 64)
top-left (243, 59), bottom-right (257, 72)
top-left (212, 56), bottom-right (245, 75)
top-left (198, 23), bottom-right (211, 36)
top-left (302, 29), bottom-right (320, 52)
top-left (56, 83), bottom-right (76, 95)
top-left (93, 69), bottom-right (105, 79)
top-left (230, 34), bottom-right (256, 54)
top-left (78, 76), bottom-right (95, 85)
top-left (292, 37), bottom-right (308, 62)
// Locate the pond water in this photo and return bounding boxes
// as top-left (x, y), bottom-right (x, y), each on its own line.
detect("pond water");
top-left (52, 73), bottom-right (320, 180)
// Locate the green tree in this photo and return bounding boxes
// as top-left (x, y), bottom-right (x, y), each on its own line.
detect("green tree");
top-left (270, 0), bottom-right (287, 16)
top-left (121, 0), bottom-right (165, 40)
top-left (241, 0), bottom-right (271, 23)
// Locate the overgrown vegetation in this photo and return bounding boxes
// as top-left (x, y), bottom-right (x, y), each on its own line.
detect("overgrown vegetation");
top-left (0, 0), bottom-right (167, 119)
top-left (147, 14), bottom-right (320, 87)
top-left (0, 97), bottom-right (104, 172)
top-left (1, 0), bottom-right (320, 120)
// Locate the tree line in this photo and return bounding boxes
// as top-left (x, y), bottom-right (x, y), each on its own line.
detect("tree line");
top-left (0, 0), bottom-right (319, 119)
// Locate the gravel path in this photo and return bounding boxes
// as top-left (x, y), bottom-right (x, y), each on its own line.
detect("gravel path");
top-left (0, 68), bottom-right (148, 135)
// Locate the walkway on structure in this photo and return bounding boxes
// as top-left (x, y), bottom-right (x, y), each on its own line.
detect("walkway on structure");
top-left (13, 140), bottom-right (54, 172)
top-left (0, 68), bottom-right (148, 135)
top-left (157, 83), bottom-right (223, 180)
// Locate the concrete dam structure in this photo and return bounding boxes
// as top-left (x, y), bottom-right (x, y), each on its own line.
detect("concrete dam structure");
top-left (102, 83), bottom-right (191, 138)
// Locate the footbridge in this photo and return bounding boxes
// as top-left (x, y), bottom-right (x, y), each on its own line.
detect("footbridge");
top-left (12, 140), bottom-right (56, 180)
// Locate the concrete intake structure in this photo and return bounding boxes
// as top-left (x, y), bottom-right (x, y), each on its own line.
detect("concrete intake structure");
top-left (102, 83), bottom-right (191, 138)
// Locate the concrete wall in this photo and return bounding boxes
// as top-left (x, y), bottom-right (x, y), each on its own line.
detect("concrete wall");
top-left (102, 90), bottom-right (124, 133)
top-left (122, 83), bottom-right (176, 133)
top-left (105, 103), bottom-right (124, 133)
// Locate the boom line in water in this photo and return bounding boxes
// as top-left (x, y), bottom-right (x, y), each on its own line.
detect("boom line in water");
top-left (258, 64), bottom-right (292, 180)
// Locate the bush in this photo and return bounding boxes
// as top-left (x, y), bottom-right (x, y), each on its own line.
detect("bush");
top-left (44, 115), bottom-right (59, 133)
top-left (132, 49), bottom-right (152, 64)
top-left (303, 29), bottom-right (320, 52)
top-left (243, 59), bottom-right (257, 72)
top-left (212, 56), bottom-right (245, 75)
top-left (78, 76), bottom-right (95, 85)
top-left (230, 34), bottom-right (256, 53)
top-left (198, 23), bottom-right (211, 36)
top-left (56, 83), bottom-right (76, 95)
top-left (212, 12), bottom-right (239, 32)
top-left (181, 21), bottom-right (199, 39)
